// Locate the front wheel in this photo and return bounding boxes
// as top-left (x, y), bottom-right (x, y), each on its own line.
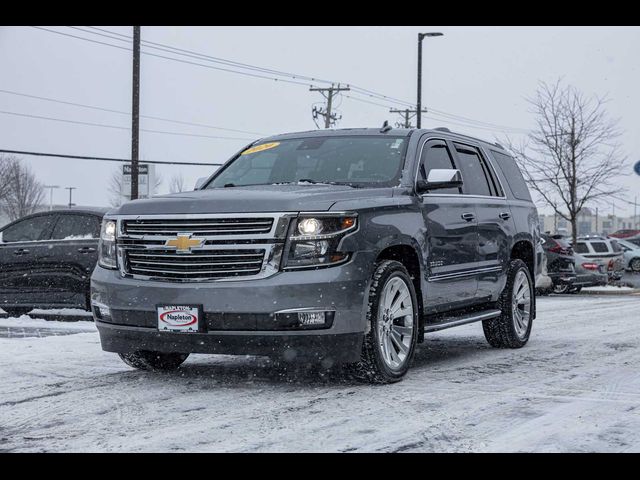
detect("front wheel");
top-left (630, 258), bottom-right (640, 273)
top-left (349, 260), bottom-right (419, 384)
top-left (483, 259), bottom-right (533, 348)
top-left (119, 351), bottom-right (189, 371)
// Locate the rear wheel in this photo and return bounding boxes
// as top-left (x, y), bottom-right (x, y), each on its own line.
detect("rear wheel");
top-left (552, 283), bottom-right (570, 294)
top-left (630, 258), bottom-right (640, 273)
top-left (483, 259), bottom-right (533, 348)
top-left (119, 351), bottom-right (189, 371)
top-left (568, 286), bottom-right (583, 294)
top-left (349, 260), bottom-right (419, 384)
top-left (2, 307), bottom-right (32, 317)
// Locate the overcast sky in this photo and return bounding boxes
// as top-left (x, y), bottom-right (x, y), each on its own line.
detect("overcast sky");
top-left (1, 26), bottom-right (638, 216)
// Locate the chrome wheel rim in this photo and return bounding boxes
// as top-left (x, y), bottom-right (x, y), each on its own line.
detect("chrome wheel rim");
top-left (553, 283), bottom-right (569, 294)
top-left (512, 270), bottom-right (532, 339)
top-left (377, 276), bottom-right (414, 370)
top-left (632, 259), bottom-right (640, 272)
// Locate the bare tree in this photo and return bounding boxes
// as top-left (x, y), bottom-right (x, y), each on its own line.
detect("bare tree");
top-left (107, 166), bottom-right (163, 207)
top-left (506, 80), bottom-right (626, 244)
top-left (169, 173), bottom-right (186, 194)
top-left (0, 155), bottom-right (45, 221)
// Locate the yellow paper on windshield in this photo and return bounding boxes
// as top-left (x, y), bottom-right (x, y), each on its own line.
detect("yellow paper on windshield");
top-left (242, 142), bottom-right (280, 155)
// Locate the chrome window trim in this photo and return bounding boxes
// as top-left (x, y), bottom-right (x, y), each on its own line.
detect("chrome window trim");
top-left (413, 136), bottom-right (507, 200)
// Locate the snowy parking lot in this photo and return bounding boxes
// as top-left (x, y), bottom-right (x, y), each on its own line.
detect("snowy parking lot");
top-left (1, 293), bottom-right (639, 452)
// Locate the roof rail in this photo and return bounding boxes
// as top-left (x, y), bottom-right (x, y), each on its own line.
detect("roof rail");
top-left (494, 142), bottom-right (505, 149)
top-left (434, 127), bottom-right (451, 132)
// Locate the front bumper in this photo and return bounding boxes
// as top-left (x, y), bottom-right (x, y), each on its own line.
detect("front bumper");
top-left (91, 251), bottom-right (375, 361)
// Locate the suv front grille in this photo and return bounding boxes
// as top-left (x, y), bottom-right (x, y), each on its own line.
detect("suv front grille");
top-left (123, 217), bottom-right (274, 236)
top-left (116, 214), bottom-right (287, 282)
top-left (125, 248), bottom-right (266, 280)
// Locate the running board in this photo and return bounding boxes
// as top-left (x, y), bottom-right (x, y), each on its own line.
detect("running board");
top-left (424, 309), bottom-right (502, 333)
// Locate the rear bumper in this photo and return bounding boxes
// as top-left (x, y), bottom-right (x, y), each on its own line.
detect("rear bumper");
top-left (96, 320), bottom-right (363, 363)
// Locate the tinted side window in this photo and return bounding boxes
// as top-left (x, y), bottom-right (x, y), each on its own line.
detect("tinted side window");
top-left (453, 144), bottom-right (492, 196)
top-left (51, 214), bottom-right (101, 240)
top-left (490, 150), bottom-right (532, 202)
top-left (575, 242), bottom-right (589, 254)
top-left (590, 242), bottom-right (609, 253)
top-left (1, 215), bottom-right (56, 243)
top-left (419, 140), bottom-right (460, 194)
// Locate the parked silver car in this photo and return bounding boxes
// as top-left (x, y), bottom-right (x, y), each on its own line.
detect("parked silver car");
top-left (614, 238), bottom-right (640, 272)
top-left (574, 236), bottom-right (624, 281)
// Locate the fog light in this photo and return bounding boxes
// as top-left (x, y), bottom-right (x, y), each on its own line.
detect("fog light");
top-left (298, 311), bottom-right (326, 326)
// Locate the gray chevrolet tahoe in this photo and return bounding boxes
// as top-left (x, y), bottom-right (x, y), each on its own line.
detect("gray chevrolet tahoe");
top-left (91, 127), bottom-right (539, 383)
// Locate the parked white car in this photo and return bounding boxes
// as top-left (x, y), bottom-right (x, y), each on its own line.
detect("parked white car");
top-left (574, 236), bottom-right (625, 281)
top-left (614, 238), bottom-right (640, 272)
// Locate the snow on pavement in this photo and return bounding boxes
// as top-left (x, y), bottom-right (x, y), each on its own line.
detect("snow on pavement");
top-left (1, 295), bottom-right (639, 452)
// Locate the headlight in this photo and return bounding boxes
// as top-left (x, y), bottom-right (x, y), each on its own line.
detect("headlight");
top-left (98, 219), bottom-right (117, 269)
top-left (284, 214), bottom-right (357, 269)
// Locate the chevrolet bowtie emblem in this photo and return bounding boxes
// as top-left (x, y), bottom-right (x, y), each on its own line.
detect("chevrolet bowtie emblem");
top-left (165, 234), bottom-right (204, 253)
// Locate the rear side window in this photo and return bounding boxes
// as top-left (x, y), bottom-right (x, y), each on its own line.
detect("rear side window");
top-left (51, 214), bottom-right (101, 240)
top-left (590, 242), bottom-right (609, 253)
top-left (610, 240), bottom-right (622, 253)
top-left (1, 215), bottom-right (56, 243)
top-left (419, 140), bottom-right (460, 194)
top-left (490, 150), bottom-right (532, 202)
top-left (575, 242), bottom-right (589, 254)
top-left (453, 143), bottom-right (498, 197)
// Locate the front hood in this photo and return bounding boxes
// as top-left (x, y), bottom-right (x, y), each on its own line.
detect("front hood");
top-left (112, 185), bottom-right (392, 215)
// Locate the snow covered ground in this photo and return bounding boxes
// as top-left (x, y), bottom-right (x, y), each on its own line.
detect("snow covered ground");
top-left (1, 294), bottom-right (639, 452)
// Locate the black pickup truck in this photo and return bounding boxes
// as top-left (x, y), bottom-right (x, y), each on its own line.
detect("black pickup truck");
top-left (91, 127), bottom-right (540, 383)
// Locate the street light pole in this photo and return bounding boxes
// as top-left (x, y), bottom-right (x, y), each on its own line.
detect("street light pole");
top-left (416, 32), bottom-right (443, 129)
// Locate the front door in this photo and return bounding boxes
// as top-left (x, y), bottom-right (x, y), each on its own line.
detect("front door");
top-left (418, 139), bottom-right (479, 312)
top-left (0, 213), bottom-right (58, 309)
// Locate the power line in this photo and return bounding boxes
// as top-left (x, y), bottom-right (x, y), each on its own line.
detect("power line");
top-left (30, 26), bottom-right (318, 88)
top-left (80, 26), bottom-right (337, 86)
top-left (0, 89), bottom-right (267, 136)
top-left (30, 26), bottom-right (531, 134)
top-left (0, 110), bottom-right (255, 141)
top-left (0, 149), bottom-right (224, 166)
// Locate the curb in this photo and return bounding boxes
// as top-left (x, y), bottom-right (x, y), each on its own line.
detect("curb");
top-left (579, 289), bottom-right (640, 296)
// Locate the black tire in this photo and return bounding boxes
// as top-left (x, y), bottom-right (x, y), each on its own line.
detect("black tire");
top-left (348, 260), bottom-right (419, 384)
top-left (569, 286), bottom-right (582, 294)
top-left (3, 307), bottom-right (32, 317)
top-left (483, 259), bottom-right (533, 349)
top-left (118, 351), bottom-right (189, 371)
top-left (630, 258), bottom-right (640, 273)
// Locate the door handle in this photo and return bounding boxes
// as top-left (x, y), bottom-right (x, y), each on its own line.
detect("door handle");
top-left (13, 248), bottom-right (30, 255)
top-left (78, 247), bottom-right (96, 254)
top-left (461, 212), bottom-right (476, 222)
top-left (499, 212), bottom-right (511, 220)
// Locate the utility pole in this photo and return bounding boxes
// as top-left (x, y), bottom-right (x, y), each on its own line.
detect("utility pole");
top-left (390, 108), bottom-right (427, 129)
top-left (310, 83), bottom-right (350, 129)
top-left (65, 187), bottom-right (76, 208)
top-left (595, 207), bottom-right (599, 235)
top-left (130, 25), bottom-right (141, 200)
top-left (43, 185), bottom-right (59, 211)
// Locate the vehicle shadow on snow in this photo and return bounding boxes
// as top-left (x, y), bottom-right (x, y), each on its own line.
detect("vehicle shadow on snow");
top-left (119, 335), bottom-right (490, 388)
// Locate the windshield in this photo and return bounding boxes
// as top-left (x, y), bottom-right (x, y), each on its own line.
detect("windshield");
top-left (206, 136), bottom-right (408, 189)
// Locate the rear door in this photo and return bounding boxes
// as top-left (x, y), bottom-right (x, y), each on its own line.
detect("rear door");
top-left (418, 138), bottom-right (479, 311)
top-left (0, 213), bottom-right (58, 307)
top-left (452, 142), bottom-right (514, 302)
top-left (45, 213), bottom-right (102, 308)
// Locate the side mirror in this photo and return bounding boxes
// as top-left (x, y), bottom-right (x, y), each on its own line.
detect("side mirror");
top-left (194, 177), bottom-right (207, 190)
top-left (416, 169), bottom-right (463, 193)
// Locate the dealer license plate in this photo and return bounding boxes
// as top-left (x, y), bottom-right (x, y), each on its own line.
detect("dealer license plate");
top-left (157, 305), bottom-right (200, 333)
